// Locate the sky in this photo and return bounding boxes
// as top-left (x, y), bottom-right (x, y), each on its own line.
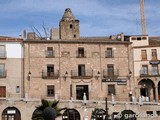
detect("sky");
top-left (0, 0), bottom-right (159, 37)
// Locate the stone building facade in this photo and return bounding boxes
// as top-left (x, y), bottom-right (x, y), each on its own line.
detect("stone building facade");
top-left (0, 8), bottom-right (160, 120)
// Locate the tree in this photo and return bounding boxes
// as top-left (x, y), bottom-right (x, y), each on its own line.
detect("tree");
top-left (32, 99), bottom-right (66, 120)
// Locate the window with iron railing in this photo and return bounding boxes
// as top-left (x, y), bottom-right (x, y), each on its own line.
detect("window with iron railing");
top-left (140, 65), bottom-right (148, 76)
top-left (151, 64), bottom-right (159, 75)
top-left (42, 64), bottom-right (59, 79)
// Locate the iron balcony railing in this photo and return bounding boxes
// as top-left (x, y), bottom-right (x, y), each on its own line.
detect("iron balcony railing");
top-left (71, 69), bottom-right (93, 79)
top-left (103, 69), bottom-right (119, 79)
top-left (45, 50), bottom-right (55, 58)
top-left (76, 50), bottom-right (86, 58)
top-left (0, 70), bottom-right (7, 78)
top-left (140, 69), bottom-right (160, 77)
top-left (42, 70), bottom-right (59, 79)
top-left (0, 51), bottom-right (6, 59)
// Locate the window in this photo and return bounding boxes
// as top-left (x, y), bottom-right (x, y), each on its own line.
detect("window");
top-left (47, 64), bottom-right (54, 77)
top-left (141, 65), bottom-right (148, 75)
top-left (76, 85), bottom-right (88, 100)
top-left (77, 47), bottom-right (85, 57)
top-left (141, 50), bottom-right (147, 60)
top-left (47, 85), bottom-right (55, 97)
top-left (0, 45), bottom-right (5, 58)
top-left (152, 65), bottom-right (159, 75)
top-left (0, 86), bottom-right (6, 97)
top-left (108, 85), bottom-right (115, 95)
top-left (105, 48), bottom-right (113, 58)
top-left (16, 86), bottom-right (20, 93)
top-left (146, 111), bottom-right (153, 116)
top-left (156, 111), bottom-right (160, 116)
top-left (107, 64), bottom-right (114, 77)
top-left (46, 47), bottom-right (54, 57)
top-left (78, 64), bottom-right (85, 76)
top-left (137, 37), bottom-right (141, 40)
top-left (0, 64), bottom-right (5, 77)
top-left (70, 24), bottom-right (73, 29)
top-left (151, 49), bottom-right (157, 60)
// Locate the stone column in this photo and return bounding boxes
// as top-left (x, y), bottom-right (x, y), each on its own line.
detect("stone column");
top-left (155, 86), bottom-right (159, 102)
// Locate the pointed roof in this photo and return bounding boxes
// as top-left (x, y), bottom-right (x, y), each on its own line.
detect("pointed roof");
top-left (61, 8), bottom-right (76, 21)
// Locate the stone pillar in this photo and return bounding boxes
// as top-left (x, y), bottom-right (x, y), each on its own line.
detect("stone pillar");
top-left (155, 86), bottom-right (159, 102)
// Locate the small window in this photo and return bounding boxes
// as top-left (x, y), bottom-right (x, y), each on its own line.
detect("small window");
top-left (47, 85), bottom-right (55, 97)
top-left (74, 34), bottom-right (76, 38)
top-left (131, 37), bottom-right (136, 40)
top-left (142, 37), bottom-right (147, 40)
top-left (16, 86), bottom-right (20, 93)
top-left (108, 84), bottom-right (115, 95)
top-left (46, 47), bottom-right (54, 57)
top-left (151, 49), bottom-right (157, 60)
top-left (0, 45), bottom-right (6, 58)
top-left (70, 24), bottom-right (73, 29)
top-left (156, 111), bottom-right (160, 116)
top-left (141, 50), bottom-right (147, 60)
top-left (105, 48), bottom-right (113, 58)
top-left (77, 47), bottom-right (85, 57)
top-left (146, 111), bottom-right (153, 116)
top-left (137, 37), bottom-right (141, 40)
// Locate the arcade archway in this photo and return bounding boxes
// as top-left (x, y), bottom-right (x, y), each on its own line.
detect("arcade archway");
top-left (114, 110), bottom-right (136, 120)
top-left (138, 78), bottom-right (155, 101)
top-left (1, 107), bottom-right (21, 120)
top-left (62, 108), bottom-right (80, 120)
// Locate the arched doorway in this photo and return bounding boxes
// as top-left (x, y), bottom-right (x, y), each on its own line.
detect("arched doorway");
top-left (115, 110), bottom-right (136, 120)
top-left (2, 107), bottom-right (21, 120)
top-left (138, 78), bottom-right (155, 101)
top-left (62, 109), bottom-right (80, 120)
top-left (91, 108), bottom-right (106, 120)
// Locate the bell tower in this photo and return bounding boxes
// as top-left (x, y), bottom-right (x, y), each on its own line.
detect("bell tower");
top-left (59, 8), bottom-right (80, 40)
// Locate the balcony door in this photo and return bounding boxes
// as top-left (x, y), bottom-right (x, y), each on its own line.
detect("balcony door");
top-left (78, 64), bottom-right (85, 77)
top-left (47, 65), bottom-right (54, 77)
top-left (107, 64), bottom-right (114, 77)
top-left (141, 65), bottom-right (148, 75)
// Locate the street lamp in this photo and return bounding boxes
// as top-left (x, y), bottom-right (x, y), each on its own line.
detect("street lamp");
top-left (27, 71), bottom-right (31, 80)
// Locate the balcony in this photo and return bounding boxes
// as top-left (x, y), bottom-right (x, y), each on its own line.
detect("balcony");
top-left (71, 69), bottom-right (93, 79)
top-left (45, 50), bottom-right (55, 58)
top-left (0, 51), bottom-right (6, 59)
top-left (42, 70), bottom-right (59, 79)
top-left (0, 70), bottom-right (7, 78)
top-left (103, 69), bottom-right (119, 79)
top-left (140, 69), bottom-right (160, 77)
top-left (76, 51), bottom-right (86, 58)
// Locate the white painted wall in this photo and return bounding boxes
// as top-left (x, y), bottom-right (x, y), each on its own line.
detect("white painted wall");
top-left (0, 43), bottom-right (23, 58)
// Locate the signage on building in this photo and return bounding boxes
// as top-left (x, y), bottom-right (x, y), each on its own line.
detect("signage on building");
top-left (102, 79), bottom-right (127, 85)
top-left (149, 60), bottom-right (160, 64)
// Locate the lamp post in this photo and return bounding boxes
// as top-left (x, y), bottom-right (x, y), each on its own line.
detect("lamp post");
top-left (128, 70), bottom-right (132, 101)
top-left (105, 97), bottom-right (109, 120)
